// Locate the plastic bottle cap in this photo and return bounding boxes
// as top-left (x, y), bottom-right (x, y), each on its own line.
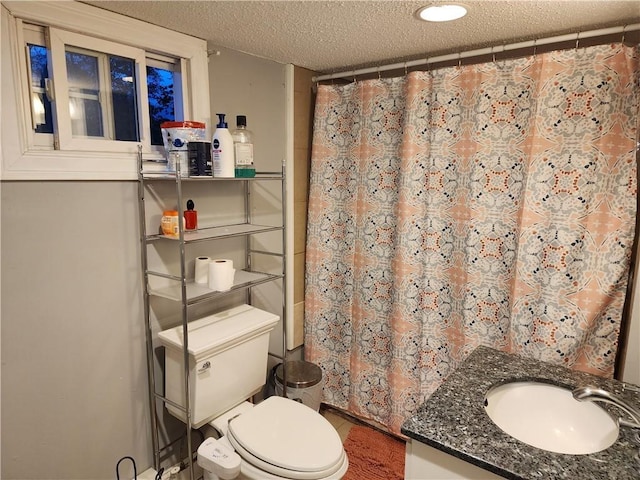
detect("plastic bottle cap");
top-left (236, 115), bottom-right (247, 127)
top-left (186, 199), bottom-right (195, 211)
top-left (163, 210), bottom-right (178, 216)
top-left (216, 113), bottom-right (228, 128)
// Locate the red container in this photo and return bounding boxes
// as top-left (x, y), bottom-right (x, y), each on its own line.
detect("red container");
top-left (184, 210), bottom-right (197, 231)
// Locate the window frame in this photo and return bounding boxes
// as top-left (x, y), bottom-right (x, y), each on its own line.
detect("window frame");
top-left (146, 53), bottom-right (185, 155)
top-left (48, 28), bottom-right (151, 153)
top-left (22, 23), bottom-right (54, 147)
top-left (1, 1), bottom-right (211, 180)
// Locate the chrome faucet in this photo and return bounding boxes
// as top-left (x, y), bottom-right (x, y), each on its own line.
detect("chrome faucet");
top-left (573, 386), bottom-right (640, 429)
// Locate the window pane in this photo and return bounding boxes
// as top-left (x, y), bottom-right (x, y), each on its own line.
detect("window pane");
top-left (110, 56), bottom-right (139, 141)
top-left (28, 44), bottom-right (53, 133)
top-left (147, 65), bottom-right (175, 145)
top-left (64, 49), bottom-right (141, 141)
top-left (65, 50), bottom-right (103, 137)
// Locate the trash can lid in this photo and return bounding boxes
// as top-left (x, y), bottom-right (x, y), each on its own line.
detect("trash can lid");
top-left (275, 361), bottom-right (323, 388)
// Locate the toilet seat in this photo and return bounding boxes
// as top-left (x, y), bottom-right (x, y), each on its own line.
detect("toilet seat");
top-left (226, 396), bottom-right (348, 479)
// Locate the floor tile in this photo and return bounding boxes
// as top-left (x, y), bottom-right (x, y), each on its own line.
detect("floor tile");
top-left (322, 408), bottom-right (357, 443)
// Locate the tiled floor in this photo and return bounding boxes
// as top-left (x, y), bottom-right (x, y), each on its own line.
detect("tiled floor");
top-left (321, 407), bottom-right (358, 442)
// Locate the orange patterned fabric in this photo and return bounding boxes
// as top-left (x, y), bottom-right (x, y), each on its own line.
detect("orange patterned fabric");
top-left (305, 44), bottom-right (639, 434)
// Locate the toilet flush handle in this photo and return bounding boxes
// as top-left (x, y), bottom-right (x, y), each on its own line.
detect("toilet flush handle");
top-left (197, 360), bottom-right (211, 374)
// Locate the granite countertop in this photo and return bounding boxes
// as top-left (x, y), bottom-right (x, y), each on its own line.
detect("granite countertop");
top-left (401, 346), bottom-right (640, 479)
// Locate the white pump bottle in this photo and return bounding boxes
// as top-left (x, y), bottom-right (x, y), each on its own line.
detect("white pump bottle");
top-left (211, 113), bottom-right (235, 178)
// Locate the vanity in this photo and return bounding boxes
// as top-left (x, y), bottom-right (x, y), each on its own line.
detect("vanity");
top-left (401, 346), bottom-right (640, 479)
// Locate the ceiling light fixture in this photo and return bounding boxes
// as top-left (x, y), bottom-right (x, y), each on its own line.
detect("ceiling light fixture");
top-left (417, 4), bottom-right (468, 22)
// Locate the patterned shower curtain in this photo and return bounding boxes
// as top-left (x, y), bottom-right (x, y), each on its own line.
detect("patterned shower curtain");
top-left (305, 43), bottom-right (639, 434)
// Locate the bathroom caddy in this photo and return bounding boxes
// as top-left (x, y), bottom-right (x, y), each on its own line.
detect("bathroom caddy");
top-left (136, 147), bottom-right (288, 479)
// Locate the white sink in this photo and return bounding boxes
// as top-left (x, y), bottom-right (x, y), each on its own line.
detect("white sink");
top-left (484, 381), bottom-right (619, 454)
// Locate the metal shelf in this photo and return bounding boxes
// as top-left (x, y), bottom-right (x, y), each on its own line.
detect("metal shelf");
top-left (141, 169), bottom-right (283, 181)
top-left (146, 223), bottom-right (283, 243)
top-left (147, 270), bottom-right (283, 305)
top-left (137, 146), bottom-right (288, 479)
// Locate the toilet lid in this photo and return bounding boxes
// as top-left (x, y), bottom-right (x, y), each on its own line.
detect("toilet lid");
top-left (227, 396), bottom-right (345, 478)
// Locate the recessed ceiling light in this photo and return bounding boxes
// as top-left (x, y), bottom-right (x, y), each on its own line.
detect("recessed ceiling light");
top-left (417, 4), bottom-right (468, 22)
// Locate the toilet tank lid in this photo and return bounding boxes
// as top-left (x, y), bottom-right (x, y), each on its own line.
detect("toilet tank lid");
top-left (157, 304), bottom-right (279, 359)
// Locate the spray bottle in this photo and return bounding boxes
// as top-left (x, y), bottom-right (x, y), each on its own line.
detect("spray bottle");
top-left (211, 113), bottom-right (235, 178)
top-left (184, 199), bottom-right (197, 231)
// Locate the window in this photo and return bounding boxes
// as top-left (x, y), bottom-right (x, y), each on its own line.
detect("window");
top-left (23, 23), bottom-right (54, 147)
top-left (46, 27), bottom-right (151, 152)
top-left (24, 26), bottom-right (185, 151)
top-left (1, 1), bottom-right (210, 179)
top-left (147, 55), bottom-right (183, 147)
top-left (27, 43), bottom-right (53, 134)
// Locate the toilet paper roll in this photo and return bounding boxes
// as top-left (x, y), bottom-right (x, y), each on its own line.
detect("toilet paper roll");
top-left (208, 259), bottom-right (236, 292)
top-left (194, 256), bottom-right (211, 284)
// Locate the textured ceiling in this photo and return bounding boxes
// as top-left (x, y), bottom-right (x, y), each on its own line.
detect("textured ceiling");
top-left (83, 0), bottom-right (640, 74)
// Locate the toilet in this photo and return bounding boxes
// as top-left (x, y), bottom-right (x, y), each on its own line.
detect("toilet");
top-left (158, 304), bottom-right (348, 480)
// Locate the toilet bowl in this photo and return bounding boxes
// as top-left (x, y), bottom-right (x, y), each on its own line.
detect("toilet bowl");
top-left (158, 305), bottom-right (348, 479)
top-left (199, 396), bottom-right (348, 480)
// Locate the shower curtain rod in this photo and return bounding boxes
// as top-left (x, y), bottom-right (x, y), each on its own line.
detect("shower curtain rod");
top-left (313, 23), bottom-right (640, 82)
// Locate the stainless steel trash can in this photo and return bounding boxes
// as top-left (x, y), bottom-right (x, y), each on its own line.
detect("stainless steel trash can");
top-left (275, 360), bottom-right (324, 411)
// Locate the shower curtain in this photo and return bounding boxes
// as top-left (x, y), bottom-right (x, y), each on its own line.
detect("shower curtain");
top-left (305, 43), bottom-right (639, 434)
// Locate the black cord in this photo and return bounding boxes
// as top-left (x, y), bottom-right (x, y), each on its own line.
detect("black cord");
top-left (154, 467), bottom-right (165, 480)
top-left (116, 456), bottom-right (137, 480)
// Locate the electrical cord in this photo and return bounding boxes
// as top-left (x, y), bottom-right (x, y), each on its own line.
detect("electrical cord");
top-left (115, 454), bottom-right (190, 480)
top-left (116, 429), bottom-right (204, 480)
top-left (116, 456), bottom-right (137, 480)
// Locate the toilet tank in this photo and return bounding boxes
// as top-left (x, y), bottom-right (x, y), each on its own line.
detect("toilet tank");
top-left (158, 304), bottom-right (279, 429)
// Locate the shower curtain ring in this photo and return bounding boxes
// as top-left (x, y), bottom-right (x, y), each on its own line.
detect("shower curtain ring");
top-left (575, 32), bottom-right (580, 50)
top-left (532, 39), bottom-right (537, 59)
top-left (404, 62), bottom-right (408, 76)
top-left (622, 25), bottom-right (627, 44)
top-left (458, 52), bottom-right (462, 68)
top-left (491, 46), bottom-right (496, 64)
top-left (377, 66), bottom-right (381, 80)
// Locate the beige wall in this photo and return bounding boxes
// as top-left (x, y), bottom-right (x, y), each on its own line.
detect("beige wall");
top-left (2, 181), bottom-right (149, 478)
top-left (208, 46), bottom-right (287, 360)
top-left (291, 66), bottom-right (316, 350)
top-left (622, 247), bottom-right (640, 384)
